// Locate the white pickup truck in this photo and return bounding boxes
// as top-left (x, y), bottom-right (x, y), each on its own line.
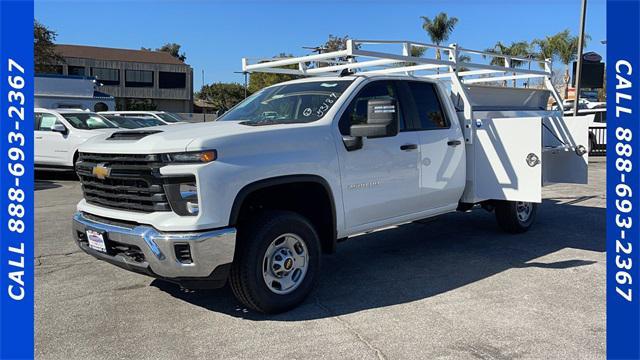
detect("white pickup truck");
top-left (72, 40), bottom-right (588, 313)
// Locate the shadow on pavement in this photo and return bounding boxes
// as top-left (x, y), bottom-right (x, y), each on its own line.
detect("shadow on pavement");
top-left (35, 170), bottom-right (78, 191)
top-left (152, 199), bottom-right (605, 320)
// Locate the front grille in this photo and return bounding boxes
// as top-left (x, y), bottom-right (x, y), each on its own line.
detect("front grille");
top-left (76, 152), bottom-right (192, 213)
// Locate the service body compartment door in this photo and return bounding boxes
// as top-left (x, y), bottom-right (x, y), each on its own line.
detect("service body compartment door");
top-left (542, 115), bottom-right (589, 185)
top-left (474, 117), bottom-right (541, 202)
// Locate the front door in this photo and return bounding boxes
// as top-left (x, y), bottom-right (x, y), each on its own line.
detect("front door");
top-left (34, 112), bottom-right (69, 166)
top-left (337, 80), bottom-right (422, 231)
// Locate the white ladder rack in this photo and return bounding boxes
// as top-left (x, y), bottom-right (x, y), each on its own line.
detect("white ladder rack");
top-left (242, 39), bottom-right (565, 145)
top-left (241, 39), bottom-right (564, 115)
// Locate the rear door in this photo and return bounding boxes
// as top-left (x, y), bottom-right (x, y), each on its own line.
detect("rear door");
top-left (398, 81), bottom-right (466, 210)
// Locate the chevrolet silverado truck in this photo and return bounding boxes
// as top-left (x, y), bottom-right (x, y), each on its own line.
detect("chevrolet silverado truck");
top-left (72, 40), bottom-right (589, 313)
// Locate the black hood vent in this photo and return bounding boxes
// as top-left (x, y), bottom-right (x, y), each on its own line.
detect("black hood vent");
top-left (107, 130), bottom-right (163, 141)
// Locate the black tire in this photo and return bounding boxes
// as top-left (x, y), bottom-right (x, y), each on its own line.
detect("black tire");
top-left (230, 210), bottom-right (321, 313)
top-left (495, 201), bottom-right (537, 233)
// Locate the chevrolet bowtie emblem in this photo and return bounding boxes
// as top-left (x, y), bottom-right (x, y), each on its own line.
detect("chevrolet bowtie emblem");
top-left (92, 163), bottom-right (111, 180)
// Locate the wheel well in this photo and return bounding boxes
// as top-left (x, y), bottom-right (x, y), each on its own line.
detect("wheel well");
top-left (230, 176), bottom-right (337, 253)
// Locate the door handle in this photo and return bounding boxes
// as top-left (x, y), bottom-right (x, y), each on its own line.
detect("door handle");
top-left (35, 136), bottom-right (43, 139)
top-left (400, 144), bottom-right (418, 151)
top-left (447, 140), bottom-right (462, 146)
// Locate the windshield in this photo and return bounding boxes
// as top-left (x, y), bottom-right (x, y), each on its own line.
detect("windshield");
top-left (62, 113), bottom-right (117, 129)
top-left (135, 118), bottom-right (165, 127)
top-left (106, 117), bottom-right (143, 129)
top-left (157, 113), bottom-right (182, 123)
top-left (219, 80), bottom-right (354, 125)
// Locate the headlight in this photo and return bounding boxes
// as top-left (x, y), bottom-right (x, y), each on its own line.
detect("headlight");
top-left (164, 182), bottom-right (199, 216)
top-left (164, 150), bottom-right (217, 163)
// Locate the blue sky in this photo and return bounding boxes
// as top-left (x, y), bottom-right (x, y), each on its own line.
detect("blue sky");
top-left (35, 0), bottom-right (606, 88)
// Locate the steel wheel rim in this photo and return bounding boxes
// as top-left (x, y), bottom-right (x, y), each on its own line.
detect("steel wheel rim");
top-left (516, 202), bottom-right (533, 222)
top-left (262, 233), bottom-right (309, 295)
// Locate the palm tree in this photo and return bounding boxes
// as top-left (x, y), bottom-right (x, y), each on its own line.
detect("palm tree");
top-left (484, 41), bottom-right (531, 87)
top-left (549, 29), bottom-right (590, 98)
top-left (420, 13), bottom-right (459, 61)
top-left (532, 36), bottom-right (556, 67)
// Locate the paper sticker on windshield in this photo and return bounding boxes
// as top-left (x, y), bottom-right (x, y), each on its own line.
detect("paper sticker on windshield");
top-left (320, 83), bottom-right (339, 88)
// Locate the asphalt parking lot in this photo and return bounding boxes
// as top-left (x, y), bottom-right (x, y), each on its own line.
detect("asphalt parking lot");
top-left (35, 158), bottom-right (606, 360)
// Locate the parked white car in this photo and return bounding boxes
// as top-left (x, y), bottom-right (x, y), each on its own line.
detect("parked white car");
top-left (99, 111), bottom-right (186, 124)
top-left (35, 108), bottom-right (118, 170)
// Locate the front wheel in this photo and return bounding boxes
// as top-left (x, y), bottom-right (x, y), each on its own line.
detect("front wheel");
top-left (495, 201), bottom-right (537, 233)
top-left (230, 211), bottom-right (320, 313)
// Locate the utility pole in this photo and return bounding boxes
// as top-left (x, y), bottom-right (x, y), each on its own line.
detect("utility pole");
top-left (233, 71), bottom-right (249, 98)
top-left (244, 72), bottom-right (248, 98)
top-left (573, 0), bottom-right (588, 116)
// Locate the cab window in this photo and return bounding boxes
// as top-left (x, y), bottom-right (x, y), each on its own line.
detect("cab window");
top-left (405, 81), bottom-right (449, 130)
top-left (339, 80), bottom-right (405, 135)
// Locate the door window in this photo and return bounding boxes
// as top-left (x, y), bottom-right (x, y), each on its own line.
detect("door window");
top-left (35, 113), bottom-right (62, 131)
top-left (339, 80), bottom-right (405, 135)
top-left (405, 81), bottom-right (450, 130)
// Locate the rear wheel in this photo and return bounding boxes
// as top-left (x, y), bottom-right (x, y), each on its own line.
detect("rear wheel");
top-left (495, 201), bottom-right (537, 233)
top-left (230, 211), bottom-right (320, 313)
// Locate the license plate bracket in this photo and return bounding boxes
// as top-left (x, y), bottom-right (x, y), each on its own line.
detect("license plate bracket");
top-left (86, 229), bottom-right (108, 253)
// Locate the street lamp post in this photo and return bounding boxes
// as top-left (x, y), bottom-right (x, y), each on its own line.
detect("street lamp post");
top-left (573, 0), bottom-right (588, 117)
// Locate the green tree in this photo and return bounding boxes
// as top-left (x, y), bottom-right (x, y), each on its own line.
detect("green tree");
top-left (484, 41), bottom-right (531, 87)
top-left (198, 82), bottom-right (247, 113)
top-left (550, 30), bottom-right (590, 98)
top-left (157, 43), bottom-right (186, 62)
top-left (34, 20), bottom-right (64, 73)
top-left (419, 13), bottom-right (459, 60)
top-left (532, 36), bottom-right (556, 66)
top-left (248, 53), bottom-right (300, 93)
top-left (322, 34), bottom-right (353, 52)
top-left (143, 43), bottom-right (187, 62)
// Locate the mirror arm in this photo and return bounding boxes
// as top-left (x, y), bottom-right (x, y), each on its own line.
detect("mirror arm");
top-left (342, 135), bottom-right (363, 151)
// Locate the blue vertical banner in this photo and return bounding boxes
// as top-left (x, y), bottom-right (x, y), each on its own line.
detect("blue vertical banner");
top-left (607, 0), bottom-right (640, 359)
top-left (0, 0), bottom-right (35, 359)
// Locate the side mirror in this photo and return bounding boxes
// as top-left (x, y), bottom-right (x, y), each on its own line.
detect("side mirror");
top-left (350, 99), bottom-right (399, 138)
top-left (52, 123), bottom-right (67, 134)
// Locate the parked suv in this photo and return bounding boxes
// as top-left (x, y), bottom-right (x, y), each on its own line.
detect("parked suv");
top-left (35, 108), bottom-right (118, 170)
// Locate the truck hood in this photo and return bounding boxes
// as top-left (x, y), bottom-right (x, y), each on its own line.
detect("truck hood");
top-left (77, 121), bottom-right (269, 154)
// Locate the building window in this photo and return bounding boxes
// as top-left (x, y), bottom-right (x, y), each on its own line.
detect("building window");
top-left (125, 70), bottom-right (154, 87)
top-left (91, 68), bottom-right (120, 85)
top-left (159, 71), bottom-right (186, 89)
top-left (68, 66), bottom-right (85, 76)
top-left (36, 64), bottom-right (63, 75)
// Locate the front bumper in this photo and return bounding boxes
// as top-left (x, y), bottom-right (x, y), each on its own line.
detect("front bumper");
top-left (72, 212), bottom-right (236, 288)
